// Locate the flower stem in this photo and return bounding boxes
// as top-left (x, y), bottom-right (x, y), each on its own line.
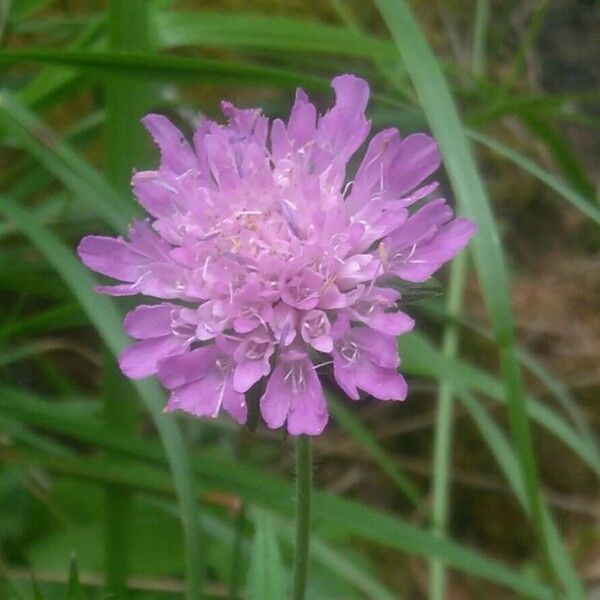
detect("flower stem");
top-left (291, 435), bottom-right (312, 600)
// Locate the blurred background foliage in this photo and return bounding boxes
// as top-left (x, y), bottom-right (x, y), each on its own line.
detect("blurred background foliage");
top-left (0, 0), bottom-right (598, 598)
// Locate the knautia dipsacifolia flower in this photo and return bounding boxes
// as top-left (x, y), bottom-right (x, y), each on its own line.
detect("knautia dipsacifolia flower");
top-left (78, 75), bottom-right (475, 435)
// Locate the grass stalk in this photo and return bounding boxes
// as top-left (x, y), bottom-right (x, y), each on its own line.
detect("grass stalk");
top-left (103, 2), bottom-right (148, 598)
top-left (472, 0), bottom-right (490, 78)
top-left (372, 0), bottom-right (559, 589)
top-left (429, 251), bottom-right (468, 599)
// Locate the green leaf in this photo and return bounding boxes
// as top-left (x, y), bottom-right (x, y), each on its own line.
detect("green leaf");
top-left (6, 18), bottom-right (104, 117)
top-left (521, 113), bottom-right (595, 199)
top-left (31, 578), bottom-right (46, 600)
top-left (247, 512), bottom-right (286, 600)
top-left (270, 515), bottom-right (397, 600)
top-left (472, 0), bottom-right (490, 78)
top-left (156, 11), bottom-right (395, 61)
top-left (326, 392), bottom-right (420, 506)
top-left (102, 2), bottom-right (156, 598)
top-left (399, 332), bottom-right (600, 478)
top-left (0, 387), bottom-right (555, 599)
top-left (0, 303), bottom-right (85, 341)
top-left (5, 0), bottom-right (55, 21)
top-left (468, 129), bottom-right (600, 226)
top-left (65, 554), bottom-right (85, 600)
top-left (419, 299), bottom-right (596, 445)
top-left (0, 49), bottom-right (329, 91)
top-left (0, 197), bottom-right (202, 600)
top-left (0, 92), bottom-right (130, 231)
top-left (372, 0), bottom-right (559, 586)
top-left (458, 390), bottom-right (586, 598)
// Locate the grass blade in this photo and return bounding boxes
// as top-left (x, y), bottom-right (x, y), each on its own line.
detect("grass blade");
top-left (0, 386), bottom-right (555, 599)
top-left (469, 129), bottom-right (600, 225)
top-left (102, 2), bottom-right (150, 598)
top-left (429, 252), bottom-right (468, 599)
top-left (373, 0), bottom-right (557, 586)
top-left (419, 299), bottom-right (595, 443)
top-left (0, 196), bottom-right (202, 600)
top-left (66, 554), bottom-right (85, 600)
top-left (247, 512), bottom-right (285, 600)
top-left (399, 332), bottom-right (600, 478)
top-left (326, 392), bottom-right (420, 506)
top-left (0, 92), bottom-right (130, 231)
top-left (155, 11), bottom-right (395, 61)
top-left (521, 113), bottom-right (595, 199)
top-left (458, 390), bottom-right (586, 598)
top-left (472, 0), bottom-right (490, 78)
top-left (0, 49), bottom-right (328, 91)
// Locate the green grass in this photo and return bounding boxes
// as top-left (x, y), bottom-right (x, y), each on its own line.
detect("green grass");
top-left (0, 1), bottom-right (597, 598)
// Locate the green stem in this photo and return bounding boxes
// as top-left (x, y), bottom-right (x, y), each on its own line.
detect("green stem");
top-left (291, 435), bottom-right (312, 600)
top-left (429, 251), bottom-right (468, 600)
top-left (228, 505), bottom-right (246, 600)
top-left (472, 0), bottom-right (490, 79)
top-left (103, 2), bottom-right (149, 598)
top-left (102, 354), bottom-right (133, 600)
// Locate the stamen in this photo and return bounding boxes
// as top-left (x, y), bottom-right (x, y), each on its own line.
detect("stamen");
top-left (312, 360), bottom-right (333, 370)
top-left (212, 381), bottom-right (227, 417)
top-left (215, 357), bottom-right (231, 371)
top-left (284, 363), bottom-right (307, 393)
top-left (340, 341), bottom-right (359, 364)
top-left (245, 341), bottom-right (269, 360)
top-left (342, 180), bottom-right (354, 198)
top-left (175, 168), bottom-right (195, 181)
top-left (155, 180), bottom-right (178, 194)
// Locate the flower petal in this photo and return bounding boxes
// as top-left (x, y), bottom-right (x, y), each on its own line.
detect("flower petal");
top-left (287, 363), bottom-right (328, 436)
top-left (77, 235), bottom-right (142, 282)
top-left (141, 114), bottom-right (198, 174)
top-left (123, 303), bottom-right (178, 339)
top-left (359, 310), bottom-right (415, 337)
top-left (287, 88), bottom-right (317, 149)
top-left (332, 350), bottom-right (359, 400)
top-left (351, 327), bottom-right (400, 369)
top-left (392, 218), bottom-right (476, 282)
top-left (387, 133), bottom-right (440, 197)
top-left (222, 388), bottom-right (247, 424)
top-left (164, 374), bottom-right (222, 418)
top-left (118, 335), bottom-right (187, 379)
top-left (233, 358), bottom-right (268, 393)
top-left (259, 362), bottom-right (291, 431)
top-left (355, 360), bottom-right (407, 401)
top-left (156, 345), bottom-right (217, 389)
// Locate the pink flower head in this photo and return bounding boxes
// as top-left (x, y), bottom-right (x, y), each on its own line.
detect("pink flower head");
top-left (78, 75), bottom-right (475, 435)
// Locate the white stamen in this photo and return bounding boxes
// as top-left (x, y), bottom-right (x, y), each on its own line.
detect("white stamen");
top-left (312, 360), bottom-right (333, 370)
top-left (202, 255), bottom-right (211, 279)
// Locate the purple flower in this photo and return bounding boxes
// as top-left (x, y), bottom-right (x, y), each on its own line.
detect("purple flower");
top-left (78, 74), bottom-right (475, 436)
